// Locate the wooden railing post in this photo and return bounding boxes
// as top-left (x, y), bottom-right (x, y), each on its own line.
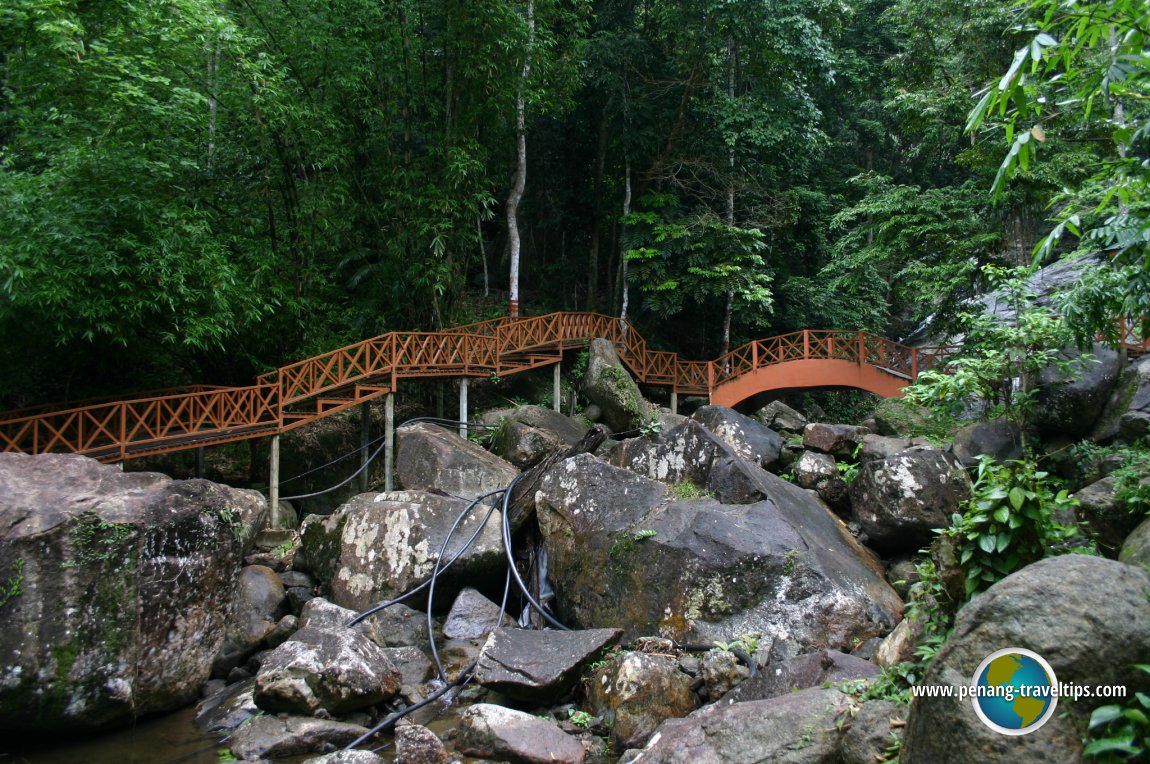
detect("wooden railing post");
top-left (752, 341), bottom-right (759, 369)
top-left (803, 330), bottom-right (810, 360)
top-left (858, 331), bottom-right (865, 365)
top-left (911, 350), bottom-right (919, 380)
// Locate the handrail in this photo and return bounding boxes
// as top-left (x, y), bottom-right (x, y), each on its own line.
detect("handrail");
top-left (1, 311), bottom-right (956, 461)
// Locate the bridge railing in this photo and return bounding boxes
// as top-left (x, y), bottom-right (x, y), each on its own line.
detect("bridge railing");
top-left (0, 385), bottom-right (278, 459)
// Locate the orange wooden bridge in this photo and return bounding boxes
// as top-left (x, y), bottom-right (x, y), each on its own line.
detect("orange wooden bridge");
top-left (0, 312), bottom-right (956, 466)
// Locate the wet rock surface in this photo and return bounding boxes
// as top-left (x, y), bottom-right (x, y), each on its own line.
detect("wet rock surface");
top-left (456, 703), bottom-right (586, 764)
top-left (849, 446), bottom-right (971, 553)
top-left (227, 714), bottom-right (370, 760)
top-left (474, 626), bottom-right (623, 702)
top-left (0, 453), bottom-right (266, 732)
top-left (298, 490), bottom-right (504, 611)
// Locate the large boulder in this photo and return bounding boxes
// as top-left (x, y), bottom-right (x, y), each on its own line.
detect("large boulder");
top-left (0, 453), bottom-right (266, 732)
top-left (803, 423), bottom-right (869, 457)
top-left (1033, 343), bottom-right (1122, 440)
top-left (227, 715), bottom-right (371, 760)
top-left (950, 420), bottom-right (1023, 468)
top-left (535, 454), bottom-right (902, 650)
top-left (582, 338), bottom-right (656, 433)
top-left (504, 405), bottom-right (587, 445)
top-left (494, 421), bottom-right (564, 469)
top-left (690, 406), bottom-right (783, 471)
top-left (634, 687), bottom-right (848, 764)
top-left (1091, 354), bottom-right (1150, 443)
top-left (849, 446), bottom-right (971, 554)
top-left (900, 555), bottom-right (1150, 763)
top-left (610, 421), bottom-right (722, 487)
top-left (215, 564), bottom-right (288, 675)
top-left (297, 490), bottom-right (504, 611)
top-left (1071, 475), bottom-right (1148, 554)
top-left (752, 400), bottom-right (808, 435)
top-left (395, 422), bottom-right (518, 498)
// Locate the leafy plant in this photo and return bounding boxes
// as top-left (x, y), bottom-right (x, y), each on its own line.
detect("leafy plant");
top-left (0, 559), bottom-right (25, 609)
top-left (947, 457), bottom-right (1083, 598)
top-left (1084, 664), bottom-right (1150, 762)
top-left (670, 482), bottom-right (709, 500)
top-left (712, 632), bottom-right (760, 654)
top-left (568, 708), bottom-right (594, 729)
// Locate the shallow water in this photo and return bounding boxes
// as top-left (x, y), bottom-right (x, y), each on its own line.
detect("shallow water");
top-left (1, 707), bottom-right (223, 764)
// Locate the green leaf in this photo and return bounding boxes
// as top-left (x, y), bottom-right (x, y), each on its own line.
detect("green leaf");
top-left (979, 533), bottom-right (997, 554)
top-left (1009, 486), bottom-right (1026, 511)
top-left (993, 506), bottom-right (1011, 524)
top-left (1089, 705), bottom-right (1125, 728)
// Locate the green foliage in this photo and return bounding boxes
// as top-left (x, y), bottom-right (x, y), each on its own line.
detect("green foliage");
top-left (905, 265), bottom-right (1073, 446)
top-left (1085, 664), bottom-right (1150, 762)
top-left (64, 512), bottom-right (136, 568)
top-left (712, 632), bottom-right (760, 654)
top-left (0, 559), bottom-right (25, 610)
top-left (669, 482), bottom-right (709, 501)
top-left (967, 0), bottom-right (1150, 331)
top-left (567, 708), bottom-right (594, 729)
top-left (946, 457), bottom-right (1083, 598)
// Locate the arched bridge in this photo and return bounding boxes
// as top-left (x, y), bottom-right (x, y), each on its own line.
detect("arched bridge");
top-left (0, 312), bottom-right (952, 462)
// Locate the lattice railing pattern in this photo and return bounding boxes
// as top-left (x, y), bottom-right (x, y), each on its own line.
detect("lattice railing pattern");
top-left (0, 313), bottom-right (954, 460)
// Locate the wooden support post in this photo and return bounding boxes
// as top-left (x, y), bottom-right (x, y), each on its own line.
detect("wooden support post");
top-left (195, 447), bottom-right (205, 479)
top-left (384, 392), bottom-right (395, 492)
top-left (671, 391), bottom-right (678, 415)
top-left (553, 362), bottom-right (562, 413)
top-left (459, 378), bottom-right (469, 439)
top-left (359, 402), bottom-right (370, 493)
top-left (268, 434), bottom-right (280, 529)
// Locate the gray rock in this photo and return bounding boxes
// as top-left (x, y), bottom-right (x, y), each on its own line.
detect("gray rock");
top-left (443, 587), bottom-right (505, 640)
top-left (582, 338), bottom-right (656, 433)
top-left (635, 687), bottom-right (847, 763)
top-left (266, 614), bottom-right (299, 649)
top-left (220, 565), bottom-right (287, 670)
top-left (586, 651), bottom-right (695, 752)
top-left (610, 420), bottom-right (721, 486)
top-left (723, 650), bottom-right (878, 703)
top-left (475, 627), bottom-right (622, 702)
top-left (1120, 516), bottom-right (1150, 570)
top-left (195, 678), bottom-right (260, 736)
top-left (803, 423), bottom-right (869, 456)
top-left (394, 723), bottom-right (448, 764)
top-left (227, 714), bottom-right (370, 760)
top-left (794, 451), bottom-right (836, 490)
top-left (859, 434), bottom-right (912, 462)
top-left (840, 699), bottom-right (905, 764)
top-left (901, 555), bottom-right (1150, 763)
top-left (494, 421), bottom-right (563, 469)
top-left (873, 618), bottom-right (920, 668)
top-left (752, 400), bottom-right (808, 434)
top-left (0, 453), bottom-right (266, 732)
top-left (690, 406), bottom-right (784, 471)
top-left (395, 422), bottom-right (518, 497)
top-left (699, 649), bottom-right (750, 701)
top-left (380, 645), bottom-right (434, 687)
top-left (1092, 354), bottom-right (1150, 443)
top-left (951, 420), bottom-right (1023, 468)
top-left (254, 624), bottom-right (402, 715)
top-left (1034, 343), bottom-right (1122, 440)
top-left (303, 751), bottom-right (386, 764)
top-left (1073, 475), bottom-right (1147, 554)
top-left (298, 491), bottom-right (504, 611)
top-left (536, 454), bottom-right (903, 650)
top-left (506, 405), bottom-right (587, 445)
top-left (457, 703), bottom-right (586, 764)
top-left (849, 446), bottom-right (971, 554)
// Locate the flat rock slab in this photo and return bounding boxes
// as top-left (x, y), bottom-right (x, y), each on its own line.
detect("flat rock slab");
top-left (635, 687), bottom-right (848, 764)
top-left (228, 714), bottom-right (370, 760)
top-left (457, 703), bottom-right (586, 764)
top-left (475, 627), bottom-right (622, 702)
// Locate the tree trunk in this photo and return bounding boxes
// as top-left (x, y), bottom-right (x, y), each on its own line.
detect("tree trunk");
top-left (619, 158), bottom-right (632, 335)
top-left (506, 0), bottom-right (535, 318)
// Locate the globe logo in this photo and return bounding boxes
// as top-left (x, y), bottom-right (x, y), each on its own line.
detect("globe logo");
top-left (971, 647), bottom-right (1058, 735)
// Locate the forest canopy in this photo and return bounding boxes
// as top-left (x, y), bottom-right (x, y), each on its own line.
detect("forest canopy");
top-left (0, 0), bottom-right (1141, 407)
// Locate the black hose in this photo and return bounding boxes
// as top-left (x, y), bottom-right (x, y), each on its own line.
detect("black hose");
top-left (500, 474), bottom-right (569, 631)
